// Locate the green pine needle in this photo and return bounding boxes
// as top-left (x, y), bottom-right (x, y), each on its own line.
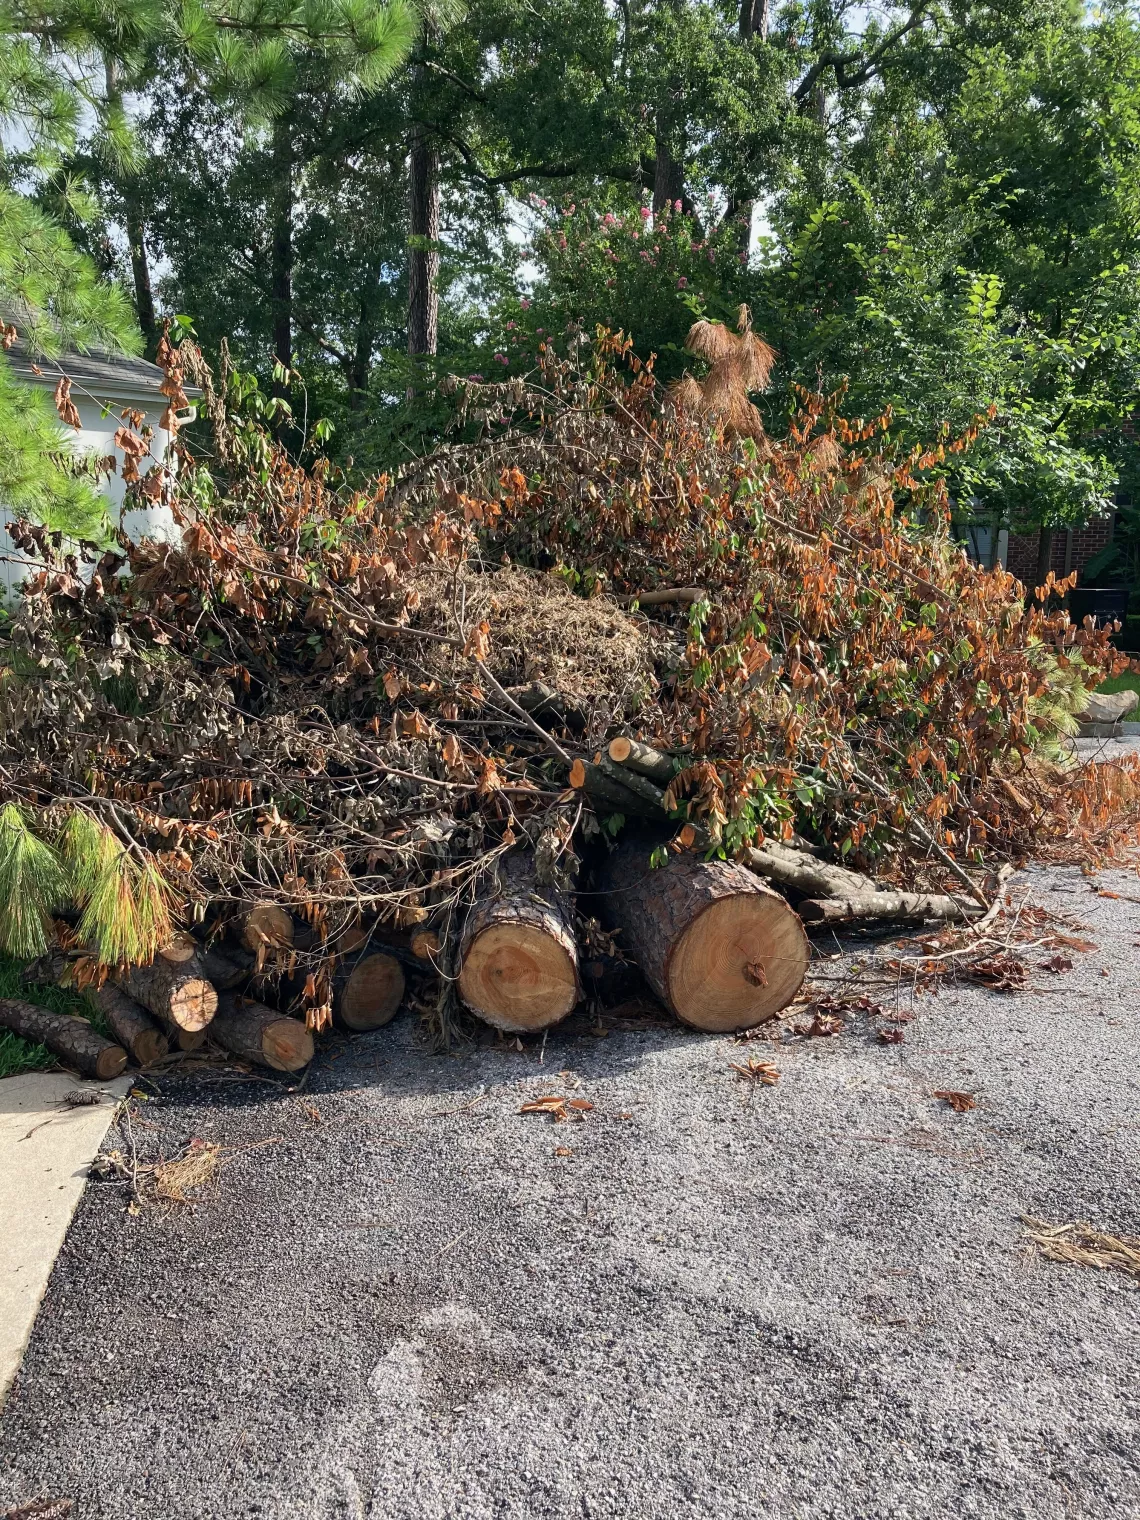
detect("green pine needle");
top-left (0, 804), bottom-right (69, 959)
top-left (76, 845), bottom-right (174, 966)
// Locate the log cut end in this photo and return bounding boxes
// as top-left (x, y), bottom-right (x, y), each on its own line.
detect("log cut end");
top-left (239, 904), bottom-right (295, 953)
top-left (667, 891), bottom-right (808, 1031)
top-left (337, 953), bottom-right (405, 1031)
top-left (95, 1044), bottom-right (130, 1080)
top-left (170, 978), bottom-right (218, 1033)
top-left (458, 922), bottom-right (578, 1032)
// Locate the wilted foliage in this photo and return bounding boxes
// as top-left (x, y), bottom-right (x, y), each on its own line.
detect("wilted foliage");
top-left (0, 329), bottom-right (1132, 996)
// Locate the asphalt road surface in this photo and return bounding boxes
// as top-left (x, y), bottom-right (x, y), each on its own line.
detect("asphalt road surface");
top-left (2, 864), bottom-right (1139, 1519)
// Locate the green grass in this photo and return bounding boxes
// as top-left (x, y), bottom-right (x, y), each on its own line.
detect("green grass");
top-left (1097, 671), bottom-right (1140, 697)
top-left (0, 953), bottom-right (105, 1079)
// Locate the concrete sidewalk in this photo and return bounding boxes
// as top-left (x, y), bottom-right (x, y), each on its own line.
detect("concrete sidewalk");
top-left (0, 1074), bottom-right (130, 1408)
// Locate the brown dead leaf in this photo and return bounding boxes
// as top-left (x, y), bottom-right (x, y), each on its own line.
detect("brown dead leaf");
top-left (730, 1058), bottom-right (780, 1085)
top-left (1040, 954), bottom-right (1074, 973)
top-left (877, 1028), bottom-right (906, 1044)
top-left (554, 1145), bottom-right (573, 1157)
top-left (2, 1502), bottom-right (74, 1520)
top-left (933, 1090), bottom-right (976, 1113)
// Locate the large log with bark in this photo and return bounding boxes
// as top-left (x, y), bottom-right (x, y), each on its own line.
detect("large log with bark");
top-left (211, 994), bottom-right (314, 1071)
top-left (458, 856), bottom-right (580, 1032)
top-left (24, 952), bottom-right (169, 1066)
top-left (111, 958), bottom-right (217, 1032)
top-left (0, 998), bottom-right (127, 1080)
top-left (599, 841), bottom-right (808, 1031)
top-left (235, 904), bottom-right (295, 954)
top-left (89, 982), bottom-right (169, 1066)
top-left (335, 952), bottom-right (406, 1031)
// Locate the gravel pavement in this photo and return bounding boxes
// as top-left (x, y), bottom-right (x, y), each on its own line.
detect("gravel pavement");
top-left (2, 864), bottom-right (1139, 1519)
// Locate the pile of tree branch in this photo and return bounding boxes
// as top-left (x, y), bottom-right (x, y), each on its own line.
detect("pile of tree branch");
top-left (0, 327), bottom-right (1134, 1061)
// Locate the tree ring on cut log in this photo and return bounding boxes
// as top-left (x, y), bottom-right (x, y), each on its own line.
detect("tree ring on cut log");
top-left (458, 922), bottom-right (578, 1032)
top-left (667, 894), bottom-right (806, 1030)
top-left (337, 952), bottom-right (405, 1031)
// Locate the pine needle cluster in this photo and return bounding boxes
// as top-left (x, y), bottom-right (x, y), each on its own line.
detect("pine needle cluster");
top-left (0, 806), bottom-right (173, 964)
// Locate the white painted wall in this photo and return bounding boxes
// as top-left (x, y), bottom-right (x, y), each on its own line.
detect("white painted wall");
top-left (0, 390), bottom-right (183, 603)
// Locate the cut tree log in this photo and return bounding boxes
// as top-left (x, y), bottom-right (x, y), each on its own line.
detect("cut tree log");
top-left (197, 944), bottom-right (253, 990)
top-left (88, 982), bottom-right (169, 1066)
top-left (0, 998), bottom-right (127, 1080)
top-left (211, 994), bottom-right (314, 1071)
top-left (458, 856), bottom-right (580, 1032)
top-left (236, 904), bottom-right (294, 953)
top-left (607, 736), bottom-right (678, 786)
top-left (622, 586), bottom-right (705, 607)
top-left (23, 952), bottom-right (169, 1068)
top-left (158, 931), bottom-right (200, 964)
top-left (798, 892), bottom-right (978, 926)
top-left (336, 952), bottom-right (405, 1031)
top-left (111, 958), bottom-right (217, 1032)
top-left (600, 840), bottom-right (808, 1031)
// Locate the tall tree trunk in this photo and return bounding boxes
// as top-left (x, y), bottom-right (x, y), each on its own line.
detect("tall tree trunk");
top-left (652, 117), bottom-right (685, 214)
top-left (738, 0), bottom-right (769, 40)
top-left (407, 119), bottom-right (440, 360)
top-left (124, 191), bottom-right (157, 354)
top-left (270, 117), bottom-right (294, 384)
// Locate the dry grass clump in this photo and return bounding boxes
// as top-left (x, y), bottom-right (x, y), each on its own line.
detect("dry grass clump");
top-left (1023, 1216), bottom-right (1140, 1282)
top-left (408, 565), bottom-right (657, 710)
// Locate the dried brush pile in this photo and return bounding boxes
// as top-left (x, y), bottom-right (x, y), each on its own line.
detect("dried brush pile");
top-left (0, 323), bottom-right (1135, 1068)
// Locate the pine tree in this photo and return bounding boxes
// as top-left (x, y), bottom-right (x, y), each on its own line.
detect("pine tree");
top-left (0, 0), bottom-right (418, 533)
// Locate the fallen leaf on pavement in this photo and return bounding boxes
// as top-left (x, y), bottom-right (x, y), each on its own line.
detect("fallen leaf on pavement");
top-left (877, 1028), bottom-right (906, 1045)
top-left (1040, 955), bottom-right (1074, 973)
top-left (730, 1058), bottom-right (780, 1085)
top-left (520, 1094), bottom-right (593, 1123)
top-left (554, 1146), bottom-right (573, 1157)
top-left (933, 1090), bottom-right (976, 1113)
top-left (2, 1502), bottom-right (73, 1520)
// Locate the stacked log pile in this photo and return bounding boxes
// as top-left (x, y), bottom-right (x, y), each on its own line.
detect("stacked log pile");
top-left (0, 327), bottom-right (1136, 1075)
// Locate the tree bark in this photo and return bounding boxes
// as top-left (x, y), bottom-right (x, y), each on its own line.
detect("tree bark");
top-left (407, 112), bottom-right (440, 360)
top-left (652, 121), bottom-right (685, 214)
top-left (0, 999), bottom-right (127, 1080)
top-left (270, 116), bottom-right (295, 381)
top-left (599, 839), bottom-right (808, 1031)
top-left (124, 190), bottom-right (158, 355)
top-left (458, 854), bottom-right (580, 1032)
top-left (739, 0), bottom-right (769, 40)
top-left (111, 958), bottom-right (217, 1032)
top-left (89, 982), bottom-right (169, 1066)
top-left (211, 994), bottom-right (314, 1071)
top-left (798, 892), bottom-right (978, 926)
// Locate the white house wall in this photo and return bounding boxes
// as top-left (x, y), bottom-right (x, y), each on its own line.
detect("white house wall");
top-left (1, 392), bottom-right (182, 604)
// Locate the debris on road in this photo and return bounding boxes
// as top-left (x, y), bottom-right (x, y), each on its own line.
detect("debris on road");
top-left (1023, 1216), bottom-right (1140, 1282)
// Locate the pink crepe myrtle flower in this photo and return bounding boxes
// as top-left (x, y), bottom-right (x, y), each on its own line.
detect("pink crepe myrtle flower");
top-left (603, 212), bottom-right (618, 227)
top-left (506, 320), bottom-right (516, 330)
top-left (674, 199), bottom-right (683, 212)
top-left (639, 206), bottom-right (651, 219)
top-left (520, 298), bottom-right (531, 309)
top-left (494, 353), bottom-right (509, 364)
top-left (677, 276), bottom-right (688, 288)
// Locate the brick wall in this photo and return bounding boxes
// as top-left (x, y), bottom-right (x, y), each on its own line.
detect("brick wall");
top-left (1004, 514), bottom-right (1115, 590)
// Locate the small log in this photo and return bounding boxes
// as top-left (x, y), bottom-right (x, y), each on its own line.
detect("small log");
top-left (336, 952), bottom-right (405, 1031)
top-left (158, 931), bottom-right (200, 964)
top-left (622, 587), bottom-right (705, 607)
top-left (743, 840), bottom-right (876, 901)
top-left (600, 840), bottom-right (808, 1031)
top-left (236, 904), bottom-right (294, 953)
top-left (197, 945), bottom-right (253, 990)
top-left (89, 983), bottom-right (169, 1067)
top-left (607, 736), bottom-right (678, 786)
top-left (410, 928), bottom-right (441, 960)
top-left (798, 893), bottom-right (979, 926)
top-left (0, 998), bottom-right (127, 1080)
top-left (458, 855), bottom-right (580, 1032)
top-left (112, 958), bottom-right (217, 1032)
top-left (211, 994), bottom-right (314, 1072)
top-left (581, 762), bottom-right (665, 819)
